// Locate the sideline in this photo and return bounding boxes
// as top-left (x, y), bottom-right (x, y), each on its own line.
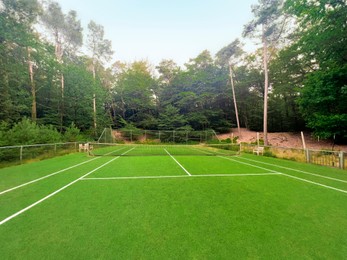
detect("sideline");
top-left (237, 156), bottom-right (347, 183)
top-left (0, 147), bottom-right (127, 196)
top-left (0, 148), bottom-right (134, 226)
top-left (219, 156), bottom-right (347, 195)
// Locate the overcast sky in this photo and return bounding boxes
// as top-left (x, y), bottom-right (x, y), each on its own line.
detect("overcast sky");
top-left (55, 0), bottom-right (258, 66)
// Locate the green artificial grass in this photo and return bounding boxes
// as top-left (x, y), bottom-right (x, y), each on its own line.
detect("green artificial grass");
top-left (0, 150), bottom-right (346, 259)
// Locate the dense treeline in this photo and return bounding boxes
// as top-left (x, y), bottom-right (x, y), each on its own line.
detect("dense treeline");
top-left (0, 0), bottom-right (346, 143)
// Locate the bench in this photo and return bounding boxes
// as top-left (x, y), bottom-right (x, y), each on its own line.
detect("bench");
top-left (79, 143), bottom-right (92, 152)
top-left (253, 146), bottom-right (264, 156)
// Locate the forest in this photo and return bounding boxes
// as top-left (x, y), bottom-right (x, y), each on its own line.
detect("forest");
top-left (0, 0), bottom-right (346, 145)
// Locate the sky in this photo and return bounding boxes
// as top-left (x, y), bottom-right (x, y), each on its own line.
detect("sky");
top-left (55, 0), bottom-right (258, 66)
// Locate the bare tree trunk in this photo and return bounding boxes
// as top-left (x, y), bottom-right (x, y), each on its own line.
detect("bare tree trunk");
top-left (92, 64), bottom-right (97, 135)
top-left (60, 73), bottom-right (65, 131)
top-left (229, 63), bottom-right (241, 137)
top-left (27, 47), bottom-right (37, 122)
top-left (54, 37), bottom-right (65, 132)
top-left (262, 24), bottom-right (269, 146)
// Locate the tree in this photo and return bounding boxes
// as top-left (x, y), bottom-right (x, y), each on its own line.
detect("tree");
top-left (216, 39), bottom-right (244, 136)
top-left (284, 0), bottom-right (347, 141)
top-left (87, 20), bottom-right (113, 135)
top-left (41, 1), bottom-right (83, 130)
top-left (114, 61), bottom-right (157, 128)
top-left (243, 0), bottom-right (287, 145)
top-left (0, 0), bottom-right (41, 123)
top-left (158, 105), bottom-right (187, 130)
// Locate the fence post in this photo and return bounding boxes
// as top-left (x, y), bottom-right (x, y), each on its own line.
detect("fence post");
top-left (130, 130), bottom-right (133, 142)
top-left (173, 130), bottom-right (175, 143)
top-left (306, 149), bottom-right (310, 163)
top-left (20, 146), bottom-right (23, 163)
top-left (54, 143), bottom-right (57, 154)
top-left (159, 131), bottom-right (161, 142)
top-left (339, 151), bottom-right (344, 169)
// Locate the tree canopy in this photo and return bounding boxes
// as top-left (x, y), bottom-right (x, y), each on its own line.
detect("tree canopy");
top-left (0, 0), bottom-right (346, 143)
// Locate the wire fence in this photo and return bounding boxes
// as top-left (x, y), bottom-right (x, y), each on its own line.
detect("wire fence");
top-left (100, 129), bottom-right (220, 143)
top-left (0, 140), bottom-right (345, 170)
top-left (241, 143), bottom-right (346, 170)
top-left (0, 142), bottom-right (78, 167)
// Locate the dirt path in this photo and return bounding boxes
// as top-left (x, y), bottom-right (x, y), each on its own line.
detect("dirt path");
top-left (218, 128), bottom-right (347, 151)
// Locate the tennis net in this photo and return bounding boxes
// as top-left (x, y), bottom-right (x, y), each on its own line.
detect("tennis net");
top-left (88, 143), bottom-right (240, 157)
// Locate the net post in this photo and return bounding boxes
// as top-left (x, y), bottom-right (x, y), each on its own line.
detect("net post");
top-left (130, 130), bottom-right (133, 142)
top-left (173, 130), bottom-right (175, 143)
top-left (54, 143), bottom-right (57, 154)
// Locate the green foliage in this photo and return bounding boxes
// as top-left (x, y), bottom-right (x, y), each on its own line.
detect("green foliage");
top-left (64, 123), bottom-right (83, 142)
top-left (158, 105), bottom-right (187, 130)
top-left (298, 66), bottom-right (347, 140)
top-left (1, 0), bottom-right (346, 145)
top-left (7, 118), bottom-right (61, 145)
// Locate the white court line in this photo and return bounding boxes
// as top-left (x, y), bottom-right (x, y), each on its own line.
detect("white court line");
top-left (217, 156), bottom-right (280, 174)
top-left (164, 149), bottom-right (191, 176)
top-left (219, 156), bottom-right (347, 195)
top-left (237, 156), bottom-right (347, 184)
top-left (0, 148), bottom-right (134, 226)
top-left (0, 147), bottom-right (127, 196)
top-left (81, 172), bottom-right (280, 181)
top-left (280, 173), bottom-right (347, 194)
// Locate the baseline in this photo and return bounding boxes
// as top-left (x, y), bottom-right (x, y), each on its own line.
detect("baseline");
top-left (0, 147), bottom-right (127, 196)
top-left (81, 172), bottom-right (280, 181)
top-left (0, 148), bottom-right (135, 226)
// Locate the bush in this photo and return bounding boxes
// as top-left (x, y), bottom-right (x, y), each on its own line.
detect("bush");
top-left (7, 118), bottom-right (62, 145)
top-left (64, 123), bottom-right (83, 142)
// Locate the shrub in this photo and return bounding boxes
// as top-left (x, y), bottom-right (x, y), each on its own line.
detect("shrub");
top-left (64, 123), bottom-right (83, 142)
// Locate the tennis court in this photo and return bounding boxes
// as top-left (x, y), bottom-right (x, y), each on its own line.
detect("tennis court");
top-left (1, 144), bottom-right (347, 259)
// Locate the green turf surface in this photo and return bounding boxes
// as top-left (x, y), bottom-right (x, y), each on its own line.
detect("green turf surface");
top-left (0, 149), bottom-right (346, 259)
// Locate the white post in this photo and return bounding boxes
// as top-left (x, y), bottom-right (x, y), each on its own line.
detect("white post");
top-left (301, 131), bottom-right (309, 163)
top-left (301, 131), bottom-right (306, 150)
top-left (339, 151), bottom-right (344, 169)
top-left (20, 146), bottom-right (23, 163)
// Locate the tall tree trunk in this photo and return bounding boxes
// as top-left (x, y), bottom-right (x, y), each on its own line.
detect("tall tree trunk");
top-left (54, 37), bottom-right (65, 132)
top-left (60, 73), bottom-right (65, 131)
top-left (262, 24), bottom-right (269, 146)
top-left (229, 63), bottom-right (241, 137)
top-left (27, 47), bottom-right (37, 122)
top-left (92, 64), bottom-right (97, 135)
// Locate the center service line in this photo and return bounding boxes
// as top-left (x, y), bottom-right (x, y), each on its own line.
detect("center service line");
top-left (164, 149), bottom-right (192, 176)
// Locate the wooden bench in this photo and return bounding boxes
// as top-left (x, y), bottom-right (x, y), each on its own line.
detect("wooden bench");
top-left (253, 146), bottom-right (264, 156)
